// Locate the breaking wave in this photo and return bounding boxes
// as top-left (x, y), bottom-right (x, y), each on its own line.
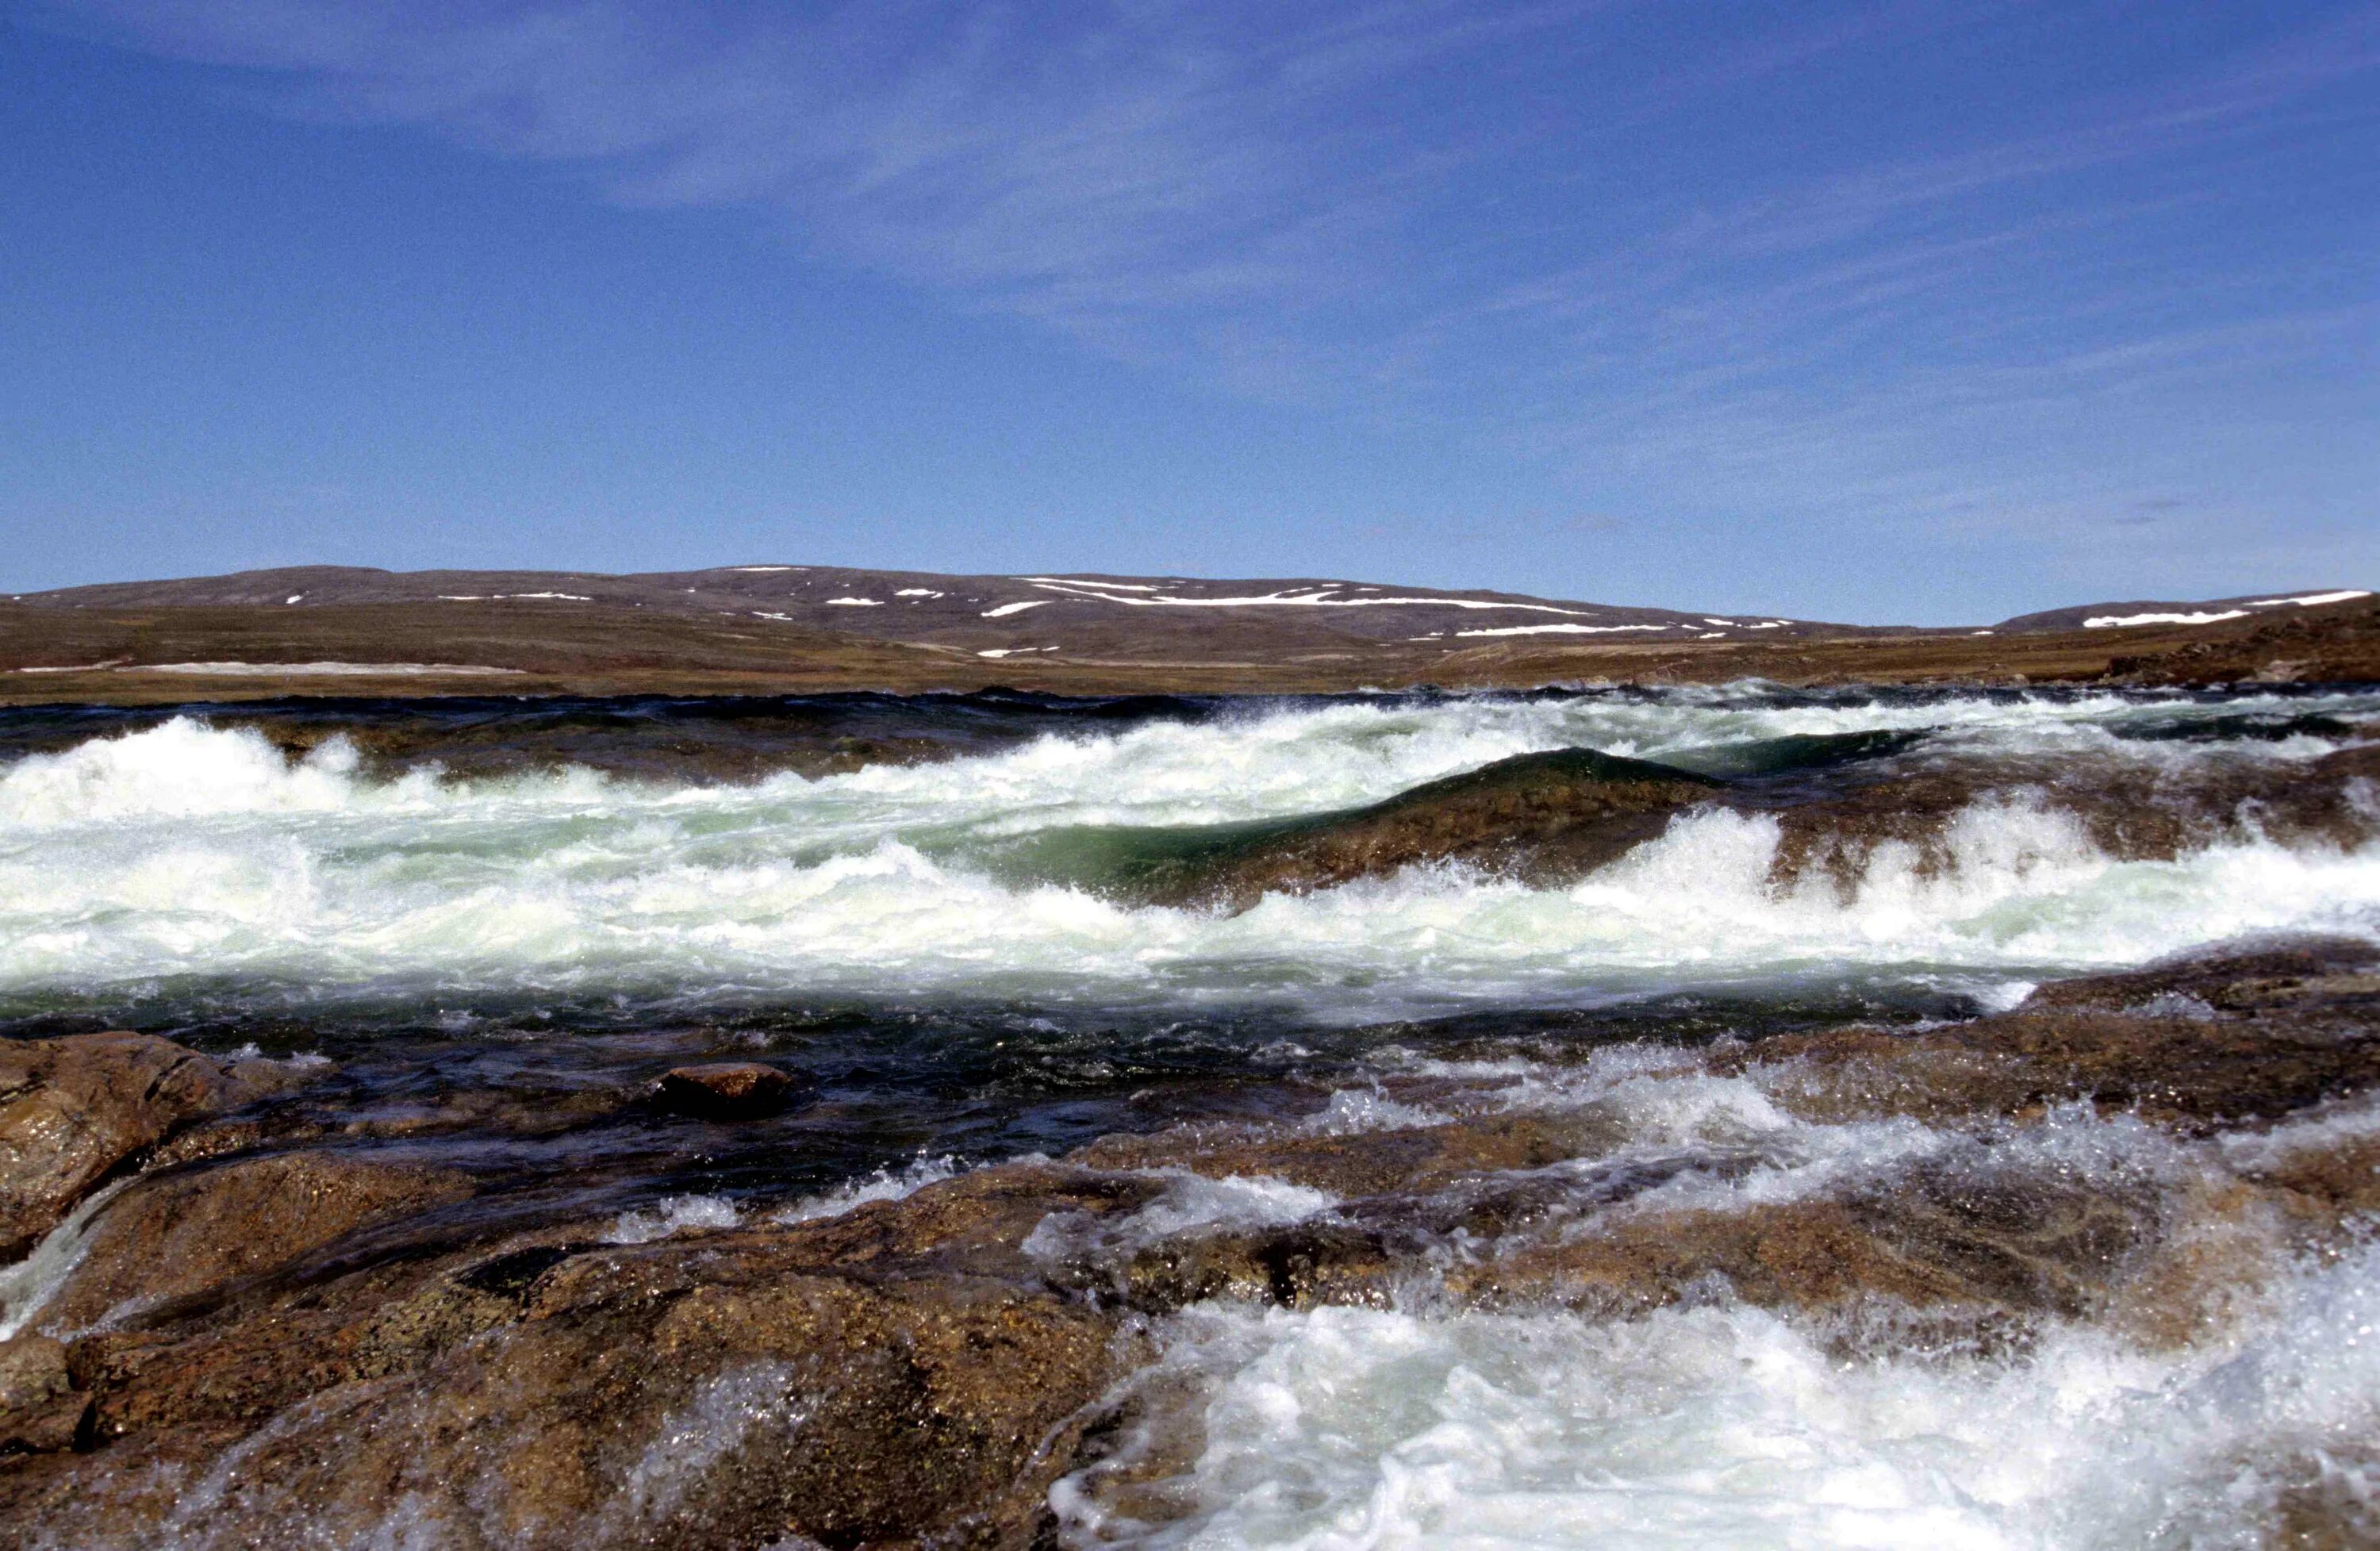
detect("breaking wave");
top-left (1056, 1237), bottom-right (2380, 1550)
top-left (0, 691), bottom-right (2374, 1019)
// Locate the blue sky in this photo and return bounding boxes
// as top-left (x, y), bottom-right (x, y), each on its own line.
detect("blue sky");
top-left (2, 1), bottom-right (2373, 621)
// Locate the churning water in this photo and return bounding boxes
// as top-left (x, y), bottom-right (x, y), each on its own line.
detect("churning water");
top-left (4, 684), bottom-right (2377, 1548)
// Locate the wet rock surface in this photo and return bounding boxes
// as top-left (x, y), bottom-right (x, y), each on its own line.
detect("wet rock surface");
top-left (1760, 743), bottom-right (2380, 893)
top-left (1737, 936), bottom-right (2380, 1128)
top-left (654, 1062), bottom-right (800, 1120)
top-left (39, 1151), bottom-right (477, 1332)
top-left (1, 940), bottom-right (2377, 1547)
top-left (0, 1337), bottom-right (80, 1456)
top-left (1000, 747), bottom-right (1722, 911)
top-left (0, 1034), bottom-right (314, 1264)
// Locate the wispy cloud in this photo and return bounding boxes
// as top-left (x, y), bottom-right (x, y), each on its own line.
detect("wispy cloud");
top-left (24, 0), bottom-right (2380, 582)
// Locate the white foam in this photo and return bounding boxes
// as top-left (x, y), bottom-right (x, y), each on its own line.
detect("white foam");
top-left (1024, 1173), bottom-right (1338, 1265)
top-left (0, 1181), bottom-right (129, 1340)
top-left (771, 1155), bottom-right (963, 1224)
top-left (606, 1193), bottom-right (743, 1244)
top-left (1296, 1088), bottom-right (1447, 1135)
top-left (0, 697), bottom-right (2371, 1015)
top-left (612, 1362), bottom-right (804, 1528)
top-left (1058, 1235), bottom-right (2380, 1549)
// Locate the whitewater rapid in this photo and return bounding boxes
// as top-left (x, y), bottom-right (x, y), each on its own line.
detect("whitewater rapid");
top-left (4, 686), bottom-right (2378, 1549)
top-left (0, 689), bottom-right (2374, 1019)
top-left (1055, 1241), bottom-right (2380, 1550)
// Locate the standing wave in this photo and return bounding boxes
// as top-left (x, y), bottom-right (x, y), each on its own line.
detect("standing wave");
top-left (0, 697), bottom-right (2374, 1018)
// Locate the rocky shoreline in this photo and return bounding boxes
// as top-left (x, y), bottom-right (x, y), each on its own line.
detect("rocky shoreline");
top-left (4, 939), bottom-right (2378, 1547)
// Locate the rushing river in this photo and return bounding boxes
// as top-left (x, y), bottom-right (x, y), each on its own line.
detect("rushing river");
top-left (3, 683), bottom-right (2376, 1548)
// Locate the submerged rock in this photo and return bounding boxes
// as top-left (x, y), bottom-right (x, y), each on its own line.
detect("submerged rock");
top-left (992, 747), bottom-right (1722, 912)
top-left (654, 1062), bottom-right (799, 1119)
top-left (0, 1035), bottom-right (308, 1264)
top-left (1763, 745), bottom-right (2380, 896)
top-left (1741, 939), bottom-right (2380, 1129)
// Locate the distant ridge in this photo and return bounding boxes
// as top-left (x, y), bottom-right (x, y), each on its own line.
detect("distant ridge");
top-left (26, 563), bottom-right (2363, 645)
top-left (1994, 589), bottom-right (2373, 632)
top-left (8, 562), bottom-right (1852, 656)
top-left (4, 564), bottom-right (2371, 701)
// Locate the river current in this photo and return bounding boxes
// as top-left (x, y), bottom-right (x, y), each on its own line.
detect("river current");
top-left (3, 683), bottom-right (2376, 1548)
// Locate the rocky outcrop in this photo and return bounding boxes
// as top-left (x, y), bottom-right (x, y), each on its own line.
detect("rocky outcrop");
top-left (37, 1151), bottom-right (477, 1334)
top-left (1737, 937), bottom-right (2380, 1128)
top-left (1762, 745), bottom-right (2380, 896)
top-left (6, 943), bottom-right (2378, 1548)
top-left (2, 1180), bottom-right (1151, 1549)
top-left (0, 1035), bottom-right (305, 1264)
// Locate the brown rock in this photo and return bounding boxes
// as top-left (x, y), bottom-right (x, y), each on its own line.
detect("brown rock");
top-left (654, 1062), bottom-right (798, 1119)
top-left (0, 1334), bottom-right (83, 1455)
top-left (1736, 942), bottom-right (2380, 1131)
top-left (1764, 753), bottom-right (2380, 897)
top-left (39, 1150), bottom-right (477, 1333)
top-left (0, 1034), bottom-right (282, 1263)
top-left (1071, 1110), bottom-right (1627, 1198)
top-left (10, 1226), bottom-right (1138, 1551)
